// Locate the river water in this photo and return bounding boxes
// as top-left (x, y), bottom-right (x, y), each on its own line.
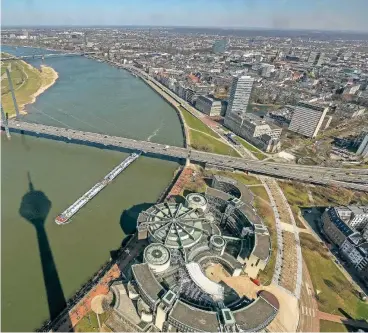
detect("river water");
top-left (1, 45), bottom-right (184, 331)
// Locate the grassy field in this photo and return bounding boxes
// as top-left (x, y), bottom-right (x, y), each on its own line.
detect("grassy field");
top-left (1, 54), bottom-right (55, 116)
top-left (320, 320), bottom-right (349, 332)
top-left (236, 136), bottom-right (268, 160)
top-left (309, 185), bottom-right (368, 207)
top-left (249, 185), bottom-right (270, 202)
top-left (300, 233), bottom-right (368, 320)
top-left (74, 311), bottom-right (111, 332)
top-left (179, 106), bottom-right (221, 138)
top-left (1, 53), bottom-right (57, 117)
top-left (190, 130), bottom-right (241, 157)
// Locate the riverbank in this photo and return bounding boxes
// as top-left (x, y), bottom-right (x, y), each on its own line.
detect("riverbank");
top-left (1, 53), bottom-right (58, 118)
top-left (40, 164), bottom-right (184, 332)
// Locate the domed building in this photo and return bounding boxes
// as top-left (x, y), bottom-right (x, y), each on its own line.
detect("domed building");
top-left (110, 175), bottom-right (278, 332)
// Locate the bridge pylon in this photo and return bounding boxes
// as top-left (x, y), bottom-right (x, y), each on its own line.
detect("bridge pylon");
top-left (1, 104), bottom-right (11, 139)
top-left (6, 68), bottom-right (20, 119)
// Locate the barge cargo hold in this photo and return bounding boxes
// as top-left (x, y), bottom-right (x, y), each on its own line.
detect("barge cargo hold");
top-left (55, 152), bottom-right (140, 225)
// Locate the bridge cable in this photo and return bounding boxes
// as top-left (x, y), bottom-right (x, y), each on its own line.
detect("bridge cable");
top-left (34, 100), bottom-right (102, 133)
top-left (28, 105), bottom-right (72, 128)
top-left (67, 101), bottom-right (123, 131)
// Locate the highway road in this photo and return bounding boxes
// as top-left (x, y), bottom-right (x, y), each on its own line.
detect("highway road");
top-left (5, 119), bottom-right (368, 192)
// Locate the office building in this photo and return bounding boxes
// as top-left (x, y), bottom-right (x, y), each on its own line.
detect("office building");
top-left (321, 208), bottom-right (354, 246)
top-left (195, 96), bottom-right (222, 116)
top-left (288, 102), bottom-right (329, 138)
top-left (227, 76), bottom-right (254, 116)
top-left (224, 112), bottom-right (282, 152)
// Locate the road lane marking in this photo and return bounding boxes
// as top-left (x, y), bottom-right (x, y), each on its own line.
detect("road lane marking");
top-left (308, 307), bottom-right (312, 316)
top-left (312, 309), bottom-right (315, 317)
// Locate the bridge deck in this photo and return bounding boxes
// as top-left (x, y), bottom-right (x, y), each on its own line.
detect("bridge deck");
top-left (4, 120), bottom-right (368, 192)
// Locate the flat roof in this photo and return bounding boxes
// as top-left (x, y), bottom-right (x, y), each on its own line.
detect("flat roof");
top-left (131, 263), bottom-right (164, 303)
top-left (169, 300), bottom-right (219, 332)
top-left (239, 203), bottom-right (263, 225)
top-left (206, 187), bottom-right (232, 202)
top-left (232, 291), bottom-right (278, 331)
top-left (252, 233), bottom-right (271, 262)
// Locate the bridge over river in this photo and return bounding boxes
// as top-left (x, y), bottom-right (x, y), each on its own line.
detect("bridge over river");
top-left (4, 120), bottom-right (368, 192)
top-left (1, 52), bottom-right (98, 61)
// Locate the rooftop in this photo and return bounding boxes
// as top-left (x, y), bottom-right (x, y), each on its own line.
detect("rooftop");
top-left (169, 300), bottom-right (219, 332)
top-left (328, 208), bottom-right (354, 237)
top-left (131, 263), bottom-right (164, 303)
top-left (232, 291), bottom-right (279, 331)
top-left (252, 233), bottom-right (271, 262)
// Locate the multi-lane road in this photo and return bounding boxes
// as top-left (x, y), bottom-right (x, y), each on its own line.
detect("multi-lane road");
top-left (4, 119), bottom-right (368, 192)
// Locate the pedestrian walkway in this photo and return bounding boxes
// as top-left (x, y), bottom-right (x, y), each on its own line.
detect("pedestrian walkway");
top-left (301, 306), bottom-right (316, 317)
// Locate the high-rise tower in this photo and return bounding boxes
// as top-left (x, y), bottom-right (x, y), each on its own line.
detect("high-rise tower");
top-left (226, 75), bottom-right (254, 117)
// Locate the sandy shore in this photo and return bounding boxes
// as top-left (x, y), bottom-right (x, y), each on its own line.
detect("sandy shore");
top-left (9, 62), bottom-right (59, 118)
top-left (26, 64), bottom-right (59, 108)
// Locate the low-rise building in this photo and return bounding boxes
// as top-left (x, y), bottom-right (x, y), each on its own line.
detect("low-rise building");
top-left (321, 207), bottom-right (354, 246)
top-left (340, 233), bottom-right (368, 286)
top-left (195, 95), bottom-right (222, 116)
top-left (224, 112), bottom-right (282, 152)
top-left (333, 206), bottom-right (368, 231)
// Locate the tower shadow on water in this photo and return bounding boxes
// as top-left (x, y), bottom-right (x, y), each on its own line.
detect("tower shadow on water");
top-left (19, 172), bottom-right (73, 331)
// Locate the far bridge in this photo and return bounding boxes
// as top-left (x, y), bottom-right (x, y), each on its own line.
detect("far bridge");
top-left (3, 120), bottom-right (368, 192)
top-left (1, 52), bottom-right (99, 61)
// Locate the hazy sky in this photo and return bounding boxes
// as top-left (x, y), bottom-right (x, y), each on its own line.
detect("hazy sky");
top-left (2, 0), bottom-right (368, 31)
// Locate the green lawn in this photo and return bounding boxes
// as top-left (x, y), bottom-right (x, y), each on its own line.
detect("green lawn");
top-left (249, 185), bottom-right (270, 202)
top-left (300, 234), bottom-right (368, 320)
top-left (236, 136), bottom-right (267, 160)
top-left (179, 106), bottom-right (221, 139)
top-left (223, 172), bottom-right (261, 186)
top-left (320, 320), bottom-right (349, 332)
top-left (74, 311), bottom-right (111, 332)
top-left (190, 130), bottom-right (241, 157)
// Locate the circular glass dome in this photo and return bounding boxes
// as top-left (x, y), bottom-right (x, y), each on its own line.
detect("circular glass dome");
top-left (144, 243), bottom-right (170, 266)
top-left (141, 203), bottom-right (210, 248)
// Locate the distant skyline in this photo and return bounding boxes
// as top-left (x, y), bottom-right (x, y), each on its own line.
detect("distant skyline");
top-left (2, 0), bottom-right (368, 32)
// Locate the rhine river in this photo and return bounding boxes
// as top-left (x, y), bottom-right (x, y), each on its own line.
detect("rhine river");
top-left (1, 45), bottom-right (184, 331)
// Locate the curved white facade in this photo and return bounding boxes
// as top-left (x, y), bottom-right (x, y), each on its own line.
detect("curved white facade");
top-left (186, 193), bottom-right (208, 212)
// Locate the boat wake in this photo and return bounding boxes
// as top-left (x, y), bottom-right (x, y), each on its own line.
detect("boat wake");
top-left (147, 121), bottom-right (163, 142)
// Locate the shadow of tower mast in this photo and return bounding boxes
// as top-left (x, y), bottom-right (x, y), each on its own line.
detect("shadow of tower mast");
top-left (19, 172), bottom-right (73, 331)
